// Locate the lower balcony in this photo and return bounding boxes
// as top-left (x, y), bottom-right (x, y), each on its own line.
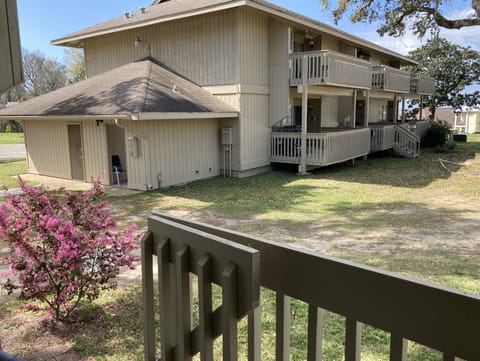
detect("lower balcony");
top-left (270, 128), bottom-right (371, 166)
top-left (290, 50), bottom-right (372, 89)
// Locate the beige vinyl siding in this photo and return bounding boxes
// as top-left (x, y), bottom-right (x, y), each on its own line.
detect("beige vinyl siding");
top-left (268, 19), bottom-right (289, 127)
top-left (236, 8), bottom-right (270, 171)
top-left (124, 118), bottom-right (220, 190)
top-left (239, 94), bottom-right (270, 170)
top-left (24, 119), bottom-right (71, 179)
top-left (321, 34), bottom-right (340, 51)
top-left (82, 120), bottom-right (110, 184)
top-left (238, 8), bottom-right (268, 85)
top-left (321, 96), bottom-right (340, 127)
top-left (85, 9), bottom-right (238, 86)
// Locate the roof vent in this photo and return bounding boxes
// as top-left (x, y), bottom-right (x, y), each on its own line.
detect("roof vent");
top-left (124, 12), bottom-right (131, 19)
top-left (139, 6), bottom-right (146, 14)
top-left (172, 85), bottom-right (180, 94)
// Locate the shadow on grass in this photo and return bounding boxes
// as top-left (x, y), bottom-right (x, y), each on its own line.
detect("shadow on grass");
top-left (307, 143), bottom-right (478, 188)
top-left (68, 284), bottom-right (146, 360)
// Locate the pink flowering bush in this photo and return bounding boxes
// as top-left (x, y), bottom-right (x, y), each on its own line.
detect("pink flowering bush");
top-left (0, 179), bottom-right (139, 322)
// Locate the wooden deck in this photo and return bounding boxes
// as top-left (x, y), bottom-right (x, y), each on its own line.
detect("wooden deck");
top-left (270, 128), bottom-right (371, 166)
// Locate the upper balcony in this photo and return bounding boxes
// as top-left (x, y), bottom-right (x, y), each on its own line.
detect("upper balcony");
top-left (290, 50), bottom-right (372, 89)
top-left (371, 65), bottom-right (412, 93)
top-left (411, 74), bottom-right (436, 95)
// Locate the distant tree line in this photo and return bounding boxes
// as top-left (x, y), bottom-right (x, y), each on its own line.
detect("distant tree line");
top-left (0, 48), bottom-right (85, 132)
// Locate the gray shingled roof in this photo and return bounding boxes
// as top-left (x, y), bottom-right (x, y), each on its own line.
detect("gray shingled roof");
top-left (51, 0), bottom-right (416, 66)
top-left (0, 59), bottom-right (238, 118)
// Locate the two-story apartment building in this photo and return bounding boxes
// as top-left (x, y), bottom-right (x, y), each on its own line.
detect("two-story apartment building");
top-left (0, 0), bottom-right (435, 190)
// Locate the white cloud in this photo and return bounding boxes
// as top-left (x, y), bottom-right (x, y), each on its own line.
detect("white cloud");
top-left (356, 30), bottom-right (425, 55)
top-left (440, 27), bottom-right (480, 51)
top-left (448, 7), bottom-right (476, 20)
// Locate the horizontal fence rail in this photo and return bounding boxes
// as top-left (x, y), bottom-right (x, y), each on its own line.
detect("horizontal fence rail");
top-left (372, 65), bottom-right (411, 93)
top-left (290, 50), bottom-right (372, 89)
top-left (270, 129), bottom-right (370, 166)
top-left (147, 213), bottom-right (480, 361)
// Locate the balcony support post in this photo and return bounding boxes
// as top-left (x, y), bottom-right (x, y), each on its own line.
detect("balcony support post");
top-left (401, 96), bottom-right (406, 123)
top-left (393, 94), bottom-right (398, 124)
top-left (419, 95), bottom-right (424, 121)
top-left (299, 55), bottom-right (308, 174)
top-left (352, 89), bottom-right (357, 129)
top-left (364, 90), bottom-right (369, 128)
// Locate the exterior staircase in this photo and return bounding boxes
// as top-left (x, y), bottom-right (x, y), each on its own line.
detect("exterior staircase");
top-left (393, 124), bottom-right (420, 158)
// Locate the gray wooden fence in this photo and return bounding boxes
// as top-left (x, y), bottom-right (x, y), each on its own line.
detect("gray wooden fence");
top-left (143, 213), bottom-right (480, 361)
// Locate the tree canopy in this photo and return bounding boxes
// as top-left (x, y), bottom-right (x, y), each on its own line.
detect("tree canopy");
top-left (319, 0), bottom-right (480, 36)
top-left (407, 37), bottom-right (480, 115)
top-left (1, 48), bottom-right (86, 104)
top-left (64, 48), bottom-right (86, 84)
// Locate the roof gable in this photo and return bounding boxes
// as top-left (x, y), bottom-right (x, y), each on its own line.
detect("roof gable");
top-left (51, 0), bottom-right (415, 66)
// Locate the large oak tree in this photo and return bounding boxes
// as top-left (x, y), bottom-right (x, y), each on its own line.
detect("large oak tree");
top-left (319, 0), bottom-right (480, 36)
top-left (407, 37), bottom-right (480, 117)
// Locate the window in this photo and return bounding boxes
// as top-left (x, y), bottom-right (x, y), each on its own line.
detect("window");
top-left (378, 104), bottom-right (387, 122)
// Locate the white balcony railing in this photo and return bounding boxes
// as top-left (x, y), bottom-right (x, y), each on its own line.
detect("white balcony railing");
top-left (143, 213), bottom-right (480, 361)
top-left (270, 128), bottom-right (371, 166)
top-left (370, 124), bottom-right (395, 150)
top-left (290, 50), bottom-right (372, 89)
top-left (372, 65), bottom-right (412, 93)
top-left (411, 75), bottom-right (436, 95)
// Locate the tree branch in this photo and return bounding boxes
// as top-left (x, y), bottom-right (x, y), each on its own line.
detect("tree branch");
top-left (416, 6), bottom-right (480, 29)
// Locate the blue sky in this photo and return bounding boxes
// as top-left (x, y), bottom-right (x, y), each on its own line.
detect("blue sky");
top-left (17, 0), bottom-right (480, 62)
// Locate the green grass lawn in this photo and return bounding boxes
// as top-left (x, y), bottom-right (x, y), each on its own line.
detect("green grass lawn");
top-left (1, 135), bottom-right (480, 360)
top-left (0, 132), bottom-right (24, 144)
top-left (0, 160), bottom-right (26, 189)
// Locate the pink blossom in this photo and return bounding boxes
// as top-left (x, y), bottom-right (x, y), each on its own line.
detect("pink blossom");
top-left (0, 178), bottom-right (140, 322)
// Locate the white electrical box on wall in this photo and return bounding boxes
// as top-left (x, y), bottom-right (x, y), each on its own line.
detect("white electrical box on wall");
top-left (127, 136), bottom-right (139, 158)
top-left (221, 128), bottom-right (232, 145)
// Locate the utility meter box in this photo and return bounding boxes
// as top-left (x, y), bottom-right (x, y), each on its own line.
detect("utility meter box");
top-left (221, 128), bottom-right (232, 145)
top-left (127, 136), bottom-right (139, 157)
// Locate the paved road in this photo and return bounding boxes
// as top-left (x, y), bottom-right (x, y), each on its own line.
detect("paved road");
top-left (0, 143), bottom-right (26, 160)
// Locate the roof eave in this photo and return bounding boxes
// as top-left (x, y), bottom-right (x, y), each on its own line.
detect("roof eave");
top-left (0, 114), bottom-right (132, 121)
top-left (51, 0), bottom-right (247, 47)
top-left (245, 0), bottom-right (417, 66)
top-left (136, 112), bottom-right (239, 120)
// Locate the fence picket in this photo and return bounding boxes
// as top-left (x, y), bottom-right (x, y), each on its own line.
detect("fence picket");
top-left (390, 334), bottom-right (407, 361)
top-left (198, 255), bottom-right (213, 361)
top-left (176, 246), bottom-right (192, 361)
top-left (275, 293), bottom-right (291, 361)
top-left (222, 263), bottom-right (238, 361)
top-left (345, 319), bottom-right (362, 361)
top-left (141, 232), bottom-right (156, 361)
top-left (307, 306), bottom-right (324, 361)
top-left (248, 306), bottom-right (262, 361)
